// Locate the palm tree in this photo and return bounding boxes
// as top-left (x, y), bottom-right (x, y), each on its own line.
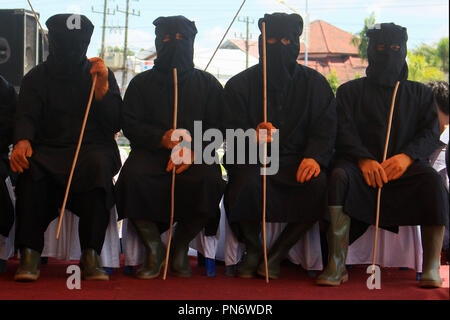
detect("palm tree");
top-left (351, 12), bottom-right (376, 60)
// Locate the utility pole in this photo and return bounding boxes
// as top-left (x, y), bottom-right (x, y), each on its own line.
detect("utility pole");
top-left (92, 0), bottom-right (116, 59)
top-left (304, 0), bottom-right (309, 66)
top-left (237, 16), bottom-right (254, 68)
top-left (117, 0), bottom-right (140, 94)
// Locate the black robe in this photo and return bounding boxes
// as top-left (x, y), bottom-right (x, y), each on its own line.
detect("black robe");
top-left (334, 77), bottom-right (448, 229)
top-left (13, 60), bottom-right (122, 210)
top-left (223, 64), bottom-right (336, 225)
top-left (115, 68), bottom-right (226, 234)
top-left (0, 76), bottom-right (16, 237)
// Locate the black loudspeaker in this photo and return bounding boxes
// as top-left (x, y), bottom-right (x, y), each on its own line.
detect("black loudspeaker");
top-left (39, 29), bottom-right (49, 64)
top-left (0, 9), bottom-right (40, 89)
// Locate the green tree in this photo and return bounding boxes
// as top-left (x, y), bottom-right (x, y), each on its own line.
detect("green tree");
top-left (327, 70), bottom-right (339, 95)
top-left (413, 37), bottom-right (449, 74)
top-left (351, 12), bottom-right (376, 60)
top-left (436, 37), bottom-right (449, 74)
top-left (413, 43), bottom-right (438, 66)
top-left (407, 51), bottom-right (446, 83)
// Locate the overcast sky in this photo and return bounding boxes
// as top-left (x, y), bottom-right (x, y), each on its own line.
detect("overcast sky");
top-left (0, 0), bottom-right (448, 57)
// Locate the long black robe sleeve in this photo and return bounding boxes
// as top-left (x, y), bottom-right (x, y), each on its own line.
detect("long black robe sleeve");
top-left (0, 76), bottom-right (17, 237)
top-left (302, 77), bottom-right (337, 168)
top-left (204, 76), bottom-right (226, 133)
top-left (399, 85), bottom-right (441, 161)
top-left (223, 78), bottom-right (251, 131)
top-left (122, 77), bottom-right (166, 152)
top-left (14, 72), bottom-right (43, 144)
top-left (90, 68), bottom-right (122, 135)
top-left (0, 76), bottom-right (16, 153)
top-left (335, 82), bottom-right (376, 162)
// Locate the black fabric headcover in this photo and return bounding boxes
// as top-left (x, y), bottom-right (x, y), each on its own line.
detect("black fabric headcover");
top-left (366, 23), bottom-right (408, 87)
top-left (45, 14), bottom-right (94, 79)
top-left (258, 13), bottom-right (303, 92)
top-left (153, 16), bottom-right (197, 73)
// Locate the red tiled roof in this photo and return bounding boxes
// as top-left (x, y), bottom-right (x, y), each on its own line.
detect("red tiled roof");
top-left (298, 56), bottom-right (367, 83)
top-left (223, 20), bottom-right (367, 84)
top-left (226, 20), bottom-right (359, 58)
top-left (223, 39), bottom-right (259, 59)
top-left (300, 20), bottom-right (359, 55)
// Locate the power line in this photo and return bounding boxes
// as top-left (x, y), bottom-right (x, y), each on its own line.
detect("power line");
top-left (116, 0), bottom-right (140, 93)
top-left (236, 16), bottom-right (255, 68)
top-left (92, 0), bottom-right (116, 58)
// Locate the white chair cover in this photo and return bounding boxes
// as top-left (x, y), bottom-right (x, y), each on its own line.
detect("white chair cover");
top-left (122, 200), bottom-right (223, 266)
top-left (122, 219), bottom-right (173, 266)
top-left (189, 199), bottom-right (224, 260)
top-left (347, 226), bottom-right (423, 271)
top-left (222, 219), bottom-right (324, 271)
top-left (221, 213), bottom-right (422, 271)
top-left (0, 177), bottom-right (15, 260)
top-left (42, 207), bottom-right (121, 268)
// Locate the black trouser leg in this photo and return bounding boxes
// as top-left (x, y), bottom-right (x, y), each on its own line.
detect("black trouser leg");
top-left (69, 189), bottom-right (110, 281)
top-left (257, 222), bottom-right (313, 279)
top-left (328, 168), bottom-right (349, 206)
top-left (170, 213), bottom-right (209, 277)
top-left (15, 173), bottom-right (58, 253)
top-left (237, 220), bottom-right (262, 278)
top-left (70, 189), bottom-right (110, 255)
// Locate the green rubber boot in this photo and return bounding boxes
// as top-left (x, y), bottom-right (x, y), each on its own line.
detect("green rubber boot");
top-left (316, 206), bottom-right (350, 286)
top-left (14, 248), bottom-right (41, 282)
top-left (419, 225), bottom-right (445, 288)
top-left (132, 219), bottom-right (166, 279)
top-left (237, 221), bottom-right (262, 278)
top-left (257, 223), bottom-right (313, 279)
top-left (170, 216), bottom-right (208, 277)
top-left (80, 249), bottom-right (109, 281)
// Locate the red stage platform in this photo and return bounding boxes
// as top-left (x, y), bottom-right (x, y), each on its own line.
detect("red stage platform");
top-left (0, 256), bottom-right (448, 300)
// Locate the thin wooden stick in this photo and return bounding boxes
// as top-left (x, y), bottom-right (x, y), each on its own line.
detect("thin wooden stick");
top-left (27, 0), bottom-right (49, 45)
top-left (261, 21), bottom-right (269, 284)
top-left (371, 80), bottom-right (400, 274)
top-left (56, 75), bottom-right (98, 239)
top-left (204, 0), bottom-right (247, 72)
top-left (163, 68), bottom-right (178, 280)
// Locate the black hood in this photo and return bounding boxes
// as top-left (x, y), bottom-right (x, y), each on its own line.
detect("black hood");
top-left (366, 23), bottom-right (408, 87)
top-left (258, 13), bottom-right (303, 92)
top-left (153, 16), bottom-right (197, 74)
top-left (45, 14), bottom-right (94, 80)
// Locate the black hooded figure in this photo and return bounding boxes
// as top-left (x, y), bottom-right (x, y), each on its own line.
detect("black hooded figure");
top-left (0, 75), bottom-right (16, 238)
top-left (223, 13), bottom-right (337, 279)
top-left (11, 14), bottom-right (122, 282)
top-left (317, 23), bottom-right (448, 288)
top-left (115, 16), bottom-right (226, 279)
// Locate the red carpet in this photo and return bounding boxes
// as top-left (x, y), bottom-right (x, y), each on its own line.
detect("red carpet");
top-left (0, 256), bottom-right (448, 300)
